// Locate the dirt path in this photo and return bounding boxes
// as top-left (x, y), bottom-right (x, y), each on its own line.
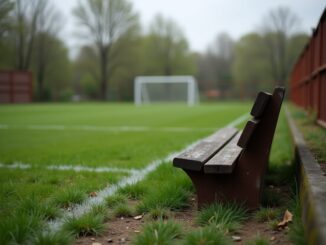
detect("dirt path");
top-left (74, 199), bottom-right (292, 245)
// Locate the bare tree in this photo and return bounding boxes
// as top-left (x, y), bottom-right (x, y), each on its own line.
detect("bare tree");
top-left (73, 0), bottom-right (139, 100)
top-left (261, 6), bottom-right (300, 87)
top-left (197, 33), bottom-right (234, 97)
top-left (0, 0), bottom-right (14, 38)
top-left (33, 1), bottom-right (63, 100)
top-left (208, 33), bottom-right (234, 61)
top-left (148, 14), bottom-right (190, 76)
top-left (12, 0), bottom-right (47, 70)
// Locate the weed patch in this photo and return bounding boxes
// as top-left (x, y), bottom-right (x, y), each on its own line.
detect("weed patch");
top-left (245, 234), bottom-right (270, 245)
top-left (196, 203), bottom-right (247, 233)
top-left (136, 164), bottom-right (193, 213)
top-left (147, 207), bottom-right (172, 220)
top-left (255, 207), bottom-right (281, 222)
top-left (183, 226), bottom-right (231, 245)
top-left (132, 221), bottom-right (182, 245)
top-left (106, 193), bottom-right (127, 208)
top-left (113, 204), bottom-right (134, 218)
top-left (0, 213), bottom-right (43, 245)
top-left (33, 231), bottom-right (73, 245)
top-left (51, 188), bottom-right (87, 208)
top-left (118, 183), bottom-right (147, 200)
top-left (63, 213), bottom-right (105, 237)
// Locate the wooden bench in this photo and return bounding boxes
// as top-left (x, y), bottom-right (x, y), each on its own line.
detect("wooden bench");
top-left (173, 87), bottom-right (285, 209)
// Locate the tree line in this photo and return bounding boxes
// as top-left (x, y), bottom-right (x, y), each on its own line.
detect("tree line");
top-left (0, 0), bottom-right (309, 101)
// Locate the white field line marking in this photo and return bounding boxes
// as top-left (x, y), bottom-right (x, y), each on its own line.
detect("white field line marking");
top-left (0, 124), bottom-right (215, 133)
top-left (46, 164), bottom-right (138, 174)
top-left (46, 113), bottom-right (248, 232)
top-left (48, 143), bottom-right (199, 232)
top-left (0, 162), bottom-right (138, 174)
top-left (0, 162), bottom-right (31, 169)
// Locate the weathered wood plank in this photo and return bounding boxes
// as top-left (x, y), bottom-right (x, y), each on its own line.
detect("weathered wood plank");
top-left (237, 119), bottom-right (259, 148)
top-left (251, 92), bottom-right (271, 118)
top-left (204, 132), bottom-right (242, 174)
top-left (173, 127), bottom-right (238, 171)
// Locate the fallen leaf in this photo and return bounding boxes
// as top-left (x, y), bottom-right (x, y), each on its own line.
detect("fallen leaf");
top-left (277, 210), bottom-right (293, 228)
top-left (134, 215), bottom-right (143, 220)
top-left (89, 192), bottom-right (97, 197)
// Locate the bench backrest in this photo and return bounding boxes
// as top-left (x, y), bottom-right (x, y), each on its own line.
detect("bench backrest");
top-left (237, 87), bottom-right (284, 151)
top-left (237, 91), bottom-right (272, 148)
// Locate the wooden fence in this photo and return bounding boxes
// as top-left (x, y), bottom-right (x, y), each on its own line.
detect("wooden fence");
top-left (0, 71), bottom-right (33, 103)
top-left (289, 8), bottom-right (326, 127)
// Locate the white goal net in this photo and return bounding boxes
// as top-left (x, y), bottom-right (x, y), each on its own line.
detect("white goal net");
top-left (134, 76), bottom-right (199, 106)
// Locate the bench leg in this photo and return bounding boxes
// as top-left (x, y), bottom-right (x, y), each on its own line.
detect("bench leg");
top-left (184, 169), bottom-right (262, 210)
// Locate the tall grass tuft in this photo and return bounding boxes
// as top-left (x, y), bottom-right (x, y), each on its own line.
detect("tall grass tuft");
top-left (113, 204), bottom-right (134, 217)
top-left (183, 226), bottom-right (231, 245)
top-left (0, 214), bottom-right (43, 245)
top-left (51, 188), bottom-right (87, 208)
top-left (106, 193), bottom-right (127, 208)
top-left (255, 207), bottom-right (281, 222)
top-left (245, 234), bottom-right (270, 245)
top-left (147, 207), bottom-right (172, 220)
top-left (132, 221), bottom-right (182, 245)
top-left (118, 183), bottom-right (147, 200)
top-left (137, 182), bottom-right (191, 213)
top-left (33, 231), bottom-right (73, 245)
top-left (63, 213), bottom-right (105, 237)
top-left (136, 164), bottom-right (193, 213)
top-left (196, 203), bottom-right (247, 233)
top-left (17, 195), bottom-right (45, 217)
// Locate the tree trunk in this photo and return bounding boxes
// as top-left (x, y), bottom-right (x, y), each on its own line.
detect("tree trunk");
top-left (36, 35), bottom-right (46, 101)
top-left (100, 47), bottom-right (108, 100)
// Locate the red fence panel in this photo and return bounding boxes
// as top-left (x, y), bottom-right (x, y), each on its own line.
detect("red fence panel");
top-left (0, 71), bottom-right (33, 103)
top-left (289, 8), bottom-right (326, 128)
top-left (320, 71), bottom-right (326, 125)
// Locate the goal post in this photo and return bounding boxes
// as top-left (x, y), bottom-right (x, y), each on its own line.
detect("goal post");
top-left (134, 76), bottom-right (199, 106)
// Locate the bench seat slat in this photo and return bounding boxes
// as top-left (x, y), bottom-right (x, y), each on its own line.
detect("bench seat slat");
top-left (173, 127), bottom-right (238, 171)
top-left (203, 132), bottom-right (242, 174)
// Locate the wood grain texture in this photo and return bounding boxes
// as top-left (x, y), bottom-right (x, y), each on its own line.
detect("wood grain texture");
top-left (173, 127), bottom-right (238, 171)
top-left (204, 132), bottom-right (242, 174)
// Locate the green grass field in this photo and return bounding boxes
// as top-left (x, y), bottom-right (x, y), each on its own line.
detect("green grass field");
top-left (0, 103), bottom-right (249, 168)
top-left (0, 103), bottom-right (302, 244)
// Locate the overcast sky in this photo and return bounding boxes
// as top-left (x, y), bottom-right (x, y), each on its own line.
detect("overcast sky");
top-left (53, 0), bottom-right (325, 57)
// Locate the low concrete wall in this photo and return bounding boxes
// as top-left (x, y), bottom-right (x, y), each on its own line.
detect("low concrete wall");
top-left (286, 108), bottom-right (326, 245)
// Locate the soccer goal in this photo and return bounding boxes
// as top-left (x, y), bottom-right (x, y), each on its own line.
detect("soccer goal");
top-left (134, 76), bottom-right (199, 106)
